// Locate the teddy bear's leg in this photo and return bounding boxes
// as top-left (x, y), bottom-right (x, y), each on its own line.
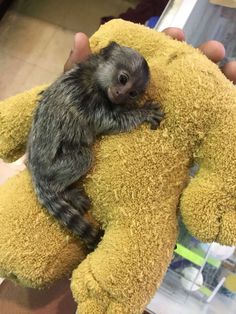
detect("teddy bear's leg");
top-left (181, 169), bottom-right (236, 245)
top-left (71, 220), bottom-right (177, 314)
top-left (0, 170), bottom-right (86, 288)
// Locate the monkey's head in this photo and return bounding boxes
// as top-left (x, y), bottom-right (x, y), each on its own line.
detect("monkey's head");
top-left (96, 42), bottom-right (150, 105)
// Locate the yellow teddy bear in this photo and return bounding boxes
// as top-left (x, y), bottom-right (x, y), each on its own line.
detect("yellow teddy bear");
top-left (0, 20), bottom-right (236, 314)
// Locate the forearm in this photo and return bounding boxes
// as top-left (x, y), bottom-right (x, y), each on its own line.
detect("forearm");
top-left (97, 105), bottom-right (161, 135)
top-left (105, 108), bottom-right (147, 134)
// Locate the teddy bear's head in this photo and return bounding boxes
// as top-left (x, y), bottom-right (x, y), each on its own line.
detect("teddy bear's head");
top-left (87, 19), bottom-right (236, 247)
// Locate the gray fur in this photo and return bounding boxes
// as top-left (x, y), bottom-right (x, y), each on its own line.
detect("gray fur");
top-left (27, 42), bottom-right (164, 249)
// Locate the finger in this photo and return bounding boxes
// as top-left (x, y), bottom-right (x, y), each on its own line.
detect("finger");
top-left (162, 30), bottom-right (235, 83)
top-left (154, 115), bottom-right (164, 121)
top-left (198, 40), bottom-right (225, 63)
top-left (221, 61), bottom-right (236, 84)
top-left (0, 158), bottom-right (26, 185)
top-left (11, 154), bottom-right (26, 166)
top-left (64, 33), bottom-right (91, 72)
top-left (162, 28), bottom-right (185, 41)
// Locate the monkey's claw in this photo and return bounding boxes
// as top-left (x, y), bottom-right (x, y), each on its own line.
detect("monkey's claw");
top-left (143, 101), bottom-right (164, 129)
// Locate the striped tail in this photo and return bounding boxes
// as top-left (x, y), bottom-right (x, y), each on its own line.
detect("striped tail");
top-left (36, 184), bottom-right (102, 249)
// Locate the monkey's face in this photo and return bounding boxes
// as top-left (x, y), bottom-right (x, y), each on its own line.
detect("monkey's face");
top-left (97, 42), bottom-right (150, 105)
top-left (107, 68), bottom-right (147, 105)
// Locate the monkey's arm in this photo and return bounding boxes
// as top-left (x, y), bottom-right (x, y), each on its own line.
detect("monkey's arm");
top-left (95, 103), bottom-right (164, 136)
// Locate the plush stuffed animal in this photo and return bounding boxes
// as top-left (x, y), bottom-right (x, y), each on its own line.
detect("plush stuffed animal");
top-left (0, 19), bottom-right (235, 314)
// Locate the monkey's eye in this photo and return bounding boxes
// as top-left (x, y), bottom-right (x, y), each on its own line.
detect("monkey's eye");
top-left (129, 91), bottom-right (138, 98)
top-left (119, 73), bottom-right (129, 85)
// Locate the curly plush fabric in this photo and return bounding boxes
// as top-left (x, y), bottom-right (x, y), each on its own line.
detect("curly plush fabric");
top-left (0, 20), bottom-right (235, 313)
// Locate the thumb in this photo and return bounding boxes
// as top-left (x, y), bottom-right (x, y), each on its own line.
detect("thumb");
top-left (64, 33), bottom-right (91, 72)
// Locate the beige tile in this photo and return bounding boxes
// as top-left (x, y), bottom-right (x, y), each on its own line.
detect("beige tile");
top-left (23, 65), bottom-right (58, 91)
top-left (12, 0), bottom-right (138, 35)
top-left (0, 50), bottom-right (57, 100)
top-left (0, 51), bottom-right (32, 99)
top-left (58, 0), bottom-right (137, 35)
top-left (36, 28), bottom-right (74, 73)
top-left (12, 0), bottom-right (71, 27)
top-left (0, 11), bottom-right (56, 64)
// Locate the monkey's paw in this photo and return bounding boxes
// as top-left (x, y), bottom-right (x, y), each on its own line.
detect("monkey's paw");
top-left (142, 101), bottom-right (164, 130)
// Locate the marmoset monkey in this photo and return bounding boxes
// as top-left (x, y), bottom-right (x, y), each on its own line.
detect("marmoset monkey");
top-left (27, 42), bottom-right (164, 249)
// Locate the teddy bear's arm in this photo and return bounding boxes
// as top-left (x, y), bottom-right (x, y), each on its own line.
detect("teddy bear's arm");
top-left (0, 85), bottom-right (46, 162)
top-left (181, 113), bottom-right (236, 246)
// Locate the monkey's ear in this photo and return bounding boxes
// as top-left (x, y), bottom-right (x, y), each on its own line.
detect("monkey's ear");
top-left (100, 41), bottom-right (120, 59)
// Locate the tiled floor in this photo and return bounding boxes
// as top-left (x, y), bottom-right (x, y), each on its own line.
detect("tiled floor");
top-left (12, 0), bottom-right (137, 34)
top-left (0, 0), bottom-right (138, 100)
top-left (0, 11), bottom-right (72, 99)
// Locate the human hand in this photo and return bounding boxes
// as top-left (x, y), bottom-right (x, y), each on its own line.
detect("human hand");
top-left (163, 27), bottom-right (236, 84)
top-left (64, 33), bottom-right (92, 72)
top-left (0, 155), bottom-right (26, 185)
top-left (64, 28), bottom-right (236, 84)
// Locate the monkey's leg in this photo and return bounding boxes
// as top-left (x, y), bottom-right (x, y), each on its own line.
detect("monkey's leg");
top-left (39, 148), bottom-right (102, 248)
top-left (97, 103), bottom-right (164, 135)
top-left (49, 147), bottom-right (92, 215)
top-left (48, 147), bottom-right (93, 187)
